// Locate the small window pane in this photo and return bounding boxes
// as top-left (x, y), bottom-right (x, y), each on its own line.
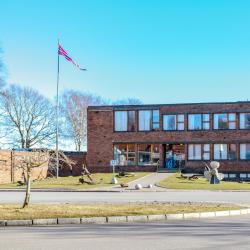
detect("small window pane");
top-left (229, 121), bottom-right (236, 129)
top-left (128, 111), bottom-right (135, 131)
top-left (240, 113), bottom-right (250, 129)
top-left (178, 122), bottom-right (184, 130)
top-left (203, 114), bottom-right (210, 122)
top-left (178, 114), bottom-right (184, 122)
top-left (229, 144), bottom-right (236, 160)
top-left (139, 111), bottom-right (151, 131)
top-left (240, 144), bottom-right (250, 160)
top-left (214, 144), bottom-right (227, 160)
top-left (152, 110), bottom-right (160, 130)
top-left (188, 144), bottom-right (201, 160)
top-left (229, 113), bottom-right (236, 121)
top-left (188, 114), bottom-right (202, 130)
top-left (115, 111), bottom-right (127, 131)
top-left (203, 122), bottom-right (210, 130)
top-left (163, 115), bottom-right (176, 130)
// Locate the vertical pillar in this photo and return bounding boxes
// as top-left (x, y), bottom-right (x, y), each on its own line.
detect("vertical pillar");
top-left (159, 144), bottom-right (164, 169)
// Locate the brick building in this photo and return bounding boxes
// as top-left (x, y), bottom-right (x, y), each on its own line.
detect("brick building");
top-left (87, 102), bottom-right (250, 179)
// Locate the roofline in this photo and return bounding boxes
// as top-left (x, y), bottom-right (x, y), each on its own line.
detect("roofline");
top-left (88, 101), bottom-right (250, 111)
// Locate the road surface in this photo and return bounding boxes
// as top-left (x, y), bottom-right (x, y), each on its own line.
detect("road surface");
top-left (0, 190), bottom-right (250, 206)
top-left (1, 215), bottom-right (250, 250)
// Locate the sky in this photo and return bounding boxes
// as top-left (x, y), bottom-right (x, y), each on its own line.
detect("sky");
top-left (0, 0), bottom-right (250, 104)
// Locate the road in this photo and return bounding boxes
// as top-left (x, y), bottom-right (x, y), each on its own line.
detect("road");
top-left (1, 215), bottom-right (250, 250)
top-left (1, 190), bottom-right (250, 206)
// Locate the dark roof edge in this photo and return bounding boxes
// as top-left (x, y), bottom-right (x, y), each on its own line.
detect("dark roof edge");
top-left (88, 101), bottom-right (250, 111)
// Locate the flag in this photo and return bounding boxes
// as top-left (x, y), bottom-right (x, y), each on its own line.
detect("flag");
top-left (58, 43), bottom-right (86, 70)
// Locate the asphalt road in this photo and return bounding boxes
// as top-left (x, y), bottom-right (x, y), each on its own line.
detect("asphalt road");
top-left (1, 190), bottom-right (250, 206)
top-left (1, 215), bottom-right (250, 250)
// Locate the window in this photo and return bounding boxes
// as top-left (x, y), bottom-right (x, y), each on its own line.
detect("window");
top-left (128, 111), bottom-right (135, 131)
top-left (214, 144), bottom-right (228, 160)
top-left (139, 110), bottom-right (160, 131)
top-left (163, 114), bottom-right (184, 131)
top-left (114, 144), bottom-right (136, 165)
top-left (188, 144), bottom-right (201, 160)
top-left (188, 114), bottom-right (210, 130)
top-left (213, 113), bottom-right (236, 130)
top-left (240, 173), bottom-right (247, 179)
top-left (240, 113), bottom-right (250, 129)
top-left (152, 110), bottom-right (160, 130)
top-left (138, 144), bottom-right (159, 165)
top-left (228, 144), bottom-right (236, 160)
top-left (114, 111), bottom-right (127, 131)
top-left (240, 144), bottom-right (250, 160)
top-left (203, 144), bottom-right (210, 160)
top-left (114, 111), bottom-right (135, 132)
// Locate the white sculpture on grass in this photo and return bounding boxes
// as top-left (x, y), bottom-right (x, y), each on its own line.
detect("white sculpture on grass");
top-left (135, 183), bottom-right (142, 190)
top-left (204, 161), bottom-right (224, 184)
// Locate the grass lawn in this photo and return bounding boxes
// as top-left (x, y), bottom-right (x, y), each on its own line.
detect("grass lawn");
top-left (0, 203), bottom-right (241, 220)
top-left (0, 172), bottom-right (149, 190)
top-left (159, 173), bottom-right (250, 190)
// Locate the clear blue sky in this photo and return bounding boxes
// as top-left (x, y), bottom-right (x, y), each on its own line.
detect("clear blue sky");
top-left (0, 0), bottom-right (249, 104)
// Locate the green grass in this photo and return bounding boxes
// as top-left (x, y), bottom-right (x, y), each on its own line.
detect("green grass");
top-left (159, 173), bottom-right (250, 190)
top-left (0, 172), bottom-right (148, 190)
top-left (0, 203), bottom-right (241, 220)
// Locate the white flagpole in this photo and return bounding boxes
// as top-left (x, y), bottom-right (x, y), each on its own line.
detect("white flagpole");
top-left (56, 39), bottom-right (60, 178)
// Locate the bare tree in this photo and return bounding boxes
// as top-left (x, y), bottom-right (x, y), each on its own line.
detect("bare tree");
top-left (14, 151), bottom-right (49, 208)
top-left (60, 90), bottom-right (105, 151)
top-left (0, 47), bottom-right (5, 88)
top-left (0, 84), bottom-right (56, 149)
top-left (113, 98), bottom-right (143, 105)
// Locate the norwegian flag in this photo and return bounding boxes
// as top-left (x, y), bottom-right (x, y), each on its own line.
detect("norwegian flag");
top-left (58, 43), bottom-right (86, 70)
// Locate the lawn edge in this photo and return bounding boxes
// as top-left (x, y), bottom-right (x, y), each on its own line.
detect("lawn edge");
top-left (1, 208), bottom-right (249, 227)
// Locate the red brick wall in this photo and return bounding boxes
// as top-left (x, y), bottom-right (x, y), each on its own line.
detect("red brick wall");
top-left (0, 150), bottom-right (48, 184)
top-left (87, 102), bottom-right (250, 173)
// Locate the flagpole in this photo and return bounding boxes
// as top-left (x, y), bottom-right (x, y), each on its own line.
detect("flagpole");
top-left (56, 39), bottom-right (60, 178)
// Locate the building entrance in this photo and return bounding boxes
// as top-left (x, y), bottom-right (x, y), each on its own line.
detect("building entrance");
top-left (164, 144), bottom-right (185, 170)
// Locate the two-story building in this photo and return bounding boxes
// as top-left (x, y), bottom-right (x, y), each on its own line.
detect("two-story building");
top-left (87, 101), bottom-right (250, 179)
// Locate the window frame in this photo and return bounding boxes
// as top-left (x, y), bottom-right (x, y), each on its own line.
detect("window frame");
top-left (138, 110), bottom-right (160, 132)
top-left (239, 113), bottom-right (250, 130)
top-left (163, 114), bottom-right (185, 131)
top-left (213, 113), bottom-right (236, 130)
top-left (113, 144), bottom-right (136, 166)
top-left (188, 114), bottom-right (210, 131)
top-left (114, 110), bottom-right (136, 132)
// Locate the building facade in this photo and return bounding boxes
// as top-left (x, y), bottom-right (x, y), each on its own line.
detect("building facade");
top-left (87, 102), bottom-right (250, 179)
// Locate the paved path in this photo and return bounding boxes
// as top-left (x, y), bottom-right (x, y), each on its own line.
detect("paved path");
top-left (111, 172), bottom-right (173, 191)
top-left (1, 215), bottom-right (250, 250)
top-left (1, 190), bottom-right (250, 206)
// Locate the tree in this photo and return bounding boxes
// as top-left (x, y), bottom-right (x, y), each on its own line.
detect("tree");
top-left (0, 84), bottom-right (56, 149)
top-left (60, 90), bottom-right (105, 151)
top-left (0, 47), bottom-right (5, 88)
top-left (15, 151), bottom-right (49, 208)
top-left (112, 98), bottom-right (143, 105)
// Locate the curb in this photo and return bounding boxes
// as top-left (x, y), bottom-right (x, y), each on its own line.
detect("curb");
top-left (1, 208), bottom-right (250, 227)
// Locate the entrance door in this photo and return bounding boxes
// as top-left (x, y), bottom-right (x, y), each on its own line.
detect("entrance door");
top-left (164, 144), bottom-right (185, 169)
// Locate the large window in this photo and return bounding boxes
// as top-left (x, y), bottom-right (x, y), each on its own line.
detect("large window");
top-left (240, 113), bottom-right (250, 129)
top-left (163, 114), bottom-right (184, 131)
top-left (114, 144), bottom-right (136, 165)
top-left (188, 144), bottom-right (201, 160)
top-left (213, 113), bottom-right (236, 130)
top-left (188, 114), bottom-right (210, 130)
top-left (138, 144), bottom-right (159, 165)
top-left (214, 144), bottom-right (228, 160)
top-left (139, 110), bottom-right (159, 131)
top-left (214, 144), bottom-right (236, 160)
top-left (114, 111), bottom-right (135, 132)
top-left (240, 144), bottom-right (250, 160)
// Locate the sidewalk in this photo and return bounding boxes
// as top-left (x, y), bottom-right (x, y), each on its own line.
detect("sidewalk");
top-left (111, 172), bottom-right (173, 191)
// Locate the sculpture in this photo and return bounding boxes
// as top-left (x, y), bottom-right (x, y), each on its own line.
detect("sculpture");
top-left (204, 161), bottom-right (224, 184)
